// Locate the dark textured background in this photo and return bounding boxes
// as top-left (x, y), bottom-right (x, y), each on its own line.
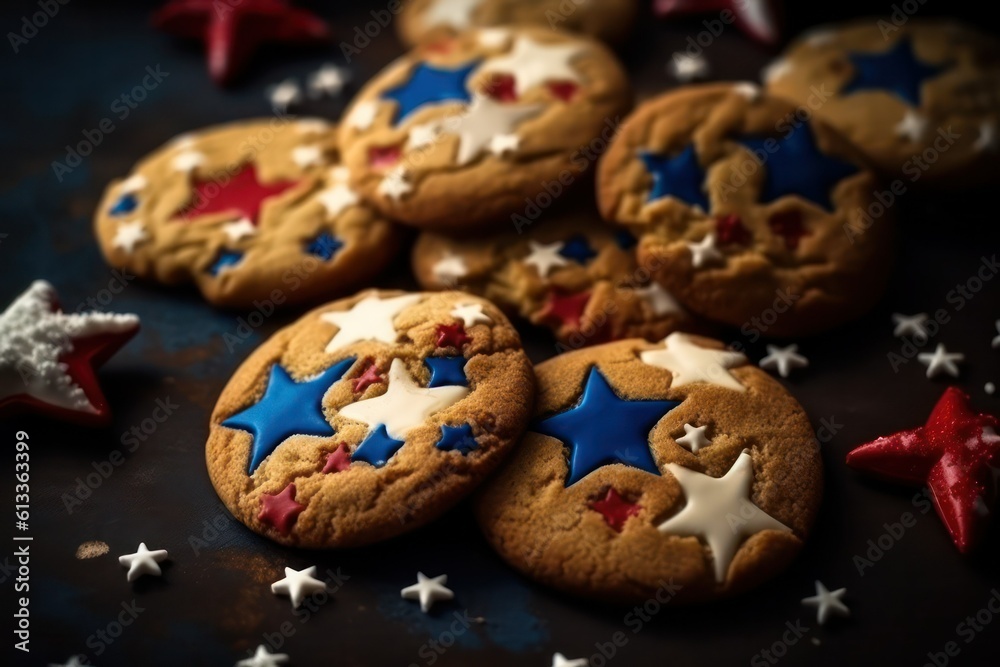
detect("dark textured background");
top-left (2, 1), bottom-right (999, 665)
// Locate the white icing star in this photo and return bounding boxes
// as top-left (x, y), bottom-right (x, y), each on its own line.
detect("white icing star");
top-left (658, 450), bottom-right (791, 582)
top-left (974, 122), bottom-right (997, 152)
top-left (423, 0), bottom-right (482, 30)
top-left (268, 79), bottom-right (302, 111)
top-left (48, 656), bottom-right (86, 667)
top-left (0, 281), bottom-right (139, 414)
top-left (640, 332), bottom-right (748, 392)
top-left (119, 174), bottom-right (147, 193)
top-left (895, 110), bottom-right (928, 142)
top-left (339, 358), bottom-right (470, 441)
top-left (292, 145), bottom-right (324, 168)
top-left (477, 27), bottom-right (511, 49)
top-left (733, 81), bottom-right (762, 101)
top-left (759, 344), bottom-right (809, 378)
top-left (308, 63), bottom-right (350, 97)
top-left (222, 218), bottom-right (257, 242)
top-left (802, 580), bottom-right (850, 625)
top-left (524, 240), bottom-right (569, 278)
top-left (237, 645), bottom-right (290, 667)
top-left (318, 183), bottom-right (359, 217)
top-left (687, 234), bottom-right (723, 269)
top-left (378, 166), bottom-right (413, 201)
top-left (478, 35), bottom-right (585, 97)
top-left (321, 294), bottom-right (422, 352)
top-left (296, 118), bottom-right (331, 135)
top-left (401, 572), bottom-right (455, 612)
top-left (347, 100), bottom-right (379, 131)
top-left (450, 303), bottom-right (491, 327)
top-left (171, 150), bottom-right (205, 173)
top-left (551, 654), bottom-right (589, 667)
top-left (917, 343), bottom-right (964, 379)
top-left (432, 252), bottom-right (469, 284)
top-left (442, 96), bottom-right (541, 165)
top-left (993, 320), bottom-right (1000, 349)
top-left (633, 283), bottom-right (683, 317)
top-left (118, 542), bottom-right (169, 582)
top-left (408, 122), bottom-right (441, 150)
top-left (676, 423), bottom-right (712, 452)
top-left (271, 566), bottom-right (327, 609)
top-left (892, 312), bottom-right (930, 341)
top-left (488, 133), bottom-right (520, 157)
top-left (112, 221), bottom-right (148, 254)
top-left (670, 52), bottom-right (709, 82)
top-left (761, 58), bottom-right (791, 84)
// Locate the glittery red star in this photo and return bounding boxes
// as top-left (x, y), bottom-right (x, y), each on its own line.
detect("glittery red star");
top-left (368, 145), bottom-right (402, 169)
top-left (321, 443), bottom-right (352, 474)
top-left (653, 0), bottom-right (782, 47)
top-left (173, 163), bottom-right (298, 226)
top-left (436, 322), bottom-right (470, 348)
top-left (589, 488), bottom-right (642, 532)
top-left (483, 74), bottom-right (517, 101)
top-left (352, 361), bottom-right (383, 393)
top-left (768, 210), bottom-right (808, 250)
top-left (547, 81), bottom-right (579, 102)
top-left (715, 214), bottom-right (752, 245)
top-left (152, 0), bottom-right (331, 86)
top-left (538, 289), bottom-right (591, 329)
top-left (846, 387), bottom-right (1000, 554)
top-left (258, 482), bottom-right (306, 535)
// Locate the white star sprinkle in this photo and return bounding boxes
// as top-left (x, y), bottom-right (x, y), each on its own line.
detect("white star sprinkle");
top-left (112, 221), bottom-right (148, 254)
top-left (432, 252), bottom-right (469, 284)
top-left (222, 218), bottom-right (257, 242)
top-left (895, 110), bottom-right (928, 142)
top-left (171, 150), bottom-right (205, 173)
top-left (670, 52), bottom-right (709, 82)
top-left (551, 653), bottom-right (589, 667)
top-left (892, 312), bottom-right (930, 342)
top-left (524, 240), bottom-right (569, 278)
top-left (477, 27), bottom-right (511, 49)
top-left (974, 122), bottom-right (997, 152)
top-left (676, 423), bottom-right (712, 452)
top-left (640, 332), bottom-right (748, 392)
top-left (237, 645), bottom-right (290, 667)
top-left (268, 79), bottom-right (302, 112)
top-left (759, 344), bottom-right (809, 378)
top-left (802, 581), bottom-right (850, 625)
top-left (48, 656), bottom-right (86, 667)
top-left (761, 58), bottom-right (791, 84)
top-left (321, 293), bottom-right (422, 352)
top-left (292, 145), bottom-right (324, 168)
top-left (918, 343), bottom-right (964, 379)
top-left (633, 283), bottom-right (684, 317)
top-left (687, 233), bottom-right (723, 269)
top-left (318, 183), bottom-right (359, 218)
top-left (443, 96), bottom-right (541, 165)
top-left (347, 100), bottom-right (379, 131)
top-left (477, 35), bottom-right (585, 97)
top-left (450, 303), bottom-right (492, 327)
top-left (308, 63), bottom-right (350, 97)
top-left (489, 133), bottom-right (520, 157)
top-left (271, 566), bottom-right (327, 609)
top-left (408, 122), bottom-right (441, 150)
top-left (118, 542), bottom-right (169, 582)
top-left (423, 0), bottom-right (482, 30)
top-left (119, 173), bottom-right (147, 192)
top-left (732, 81), bottom-right (762, 101)
top-left (378, 166), bottom-right (412, 201)
top-left (401, 572), bottom-right (454, 613)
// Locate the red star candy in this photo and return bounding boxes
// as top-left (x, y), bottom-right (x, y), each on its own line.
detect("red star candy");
top-left (173, 163), bottom-right (298, 227)
top-left (538, 289), bottom-right (591, 330)
top-left (352, 361), bottom-right (383, 393)
top-left (321, 443), bottom-right (352, 474)
top-left (715, 214), bottom-right (752, 245)
top-left (768, 210), bottom-right (808, 250)
top-left (368, 145), bottom-right (402, 169)
top-left (846, 387), bottom-right (1000, 554)
top-left (152, 0), bottom-right (331, 86)
top-left (653, 0), bottom-right (783, 47)
top-left (258, 482), bottom-right (306, 535)
top-left (436, 322), bottom-right (470, 348)
top-left (483, 74), bottom-right (517, 102)
top-left (589, 488), bottom-right (642, 532)
top-left (546, 81), bottom-right (579, 102)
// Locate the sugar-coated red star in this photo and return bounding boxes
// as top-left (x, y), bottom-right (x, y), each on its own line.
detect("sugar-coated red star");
top-left (589, 488), bottom-right (642, 532)
top-left (715, 214), bottom-right (752, 245)
top-left (483, 74), bottom-right (517, 101)
top-left (846, 387), bottom-right (1000, 554)
top-left (174, 163), bottom-right (299, 226)
top-left (322, 443), bottom-right (352, 474)
top-left (152, 0), bottom-right (331, 86)
top-left (538, 289), bottom-right (591, 330)
top-left (436, 322), bottom-right (470, 348)
top-left (768, 210), bottom-right (808, 250)
top-left (258, 482), bottom-right (306, 535)
top-left (368, 145), bottom-right (402, 169)
top-left (653, 0), bottom-right (783, 47)
top-left (352, 361), bottom-right (383, 393)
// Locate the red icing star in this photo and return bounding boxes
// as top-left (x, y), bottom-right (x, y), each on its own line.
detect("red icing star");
top-left (768, 210), bottom-right (808, 250)
top-left (589, 488), bottom-right (642, 532)
top-left (368, 145), bottom-right (402, 169)
top-left (321, 443), bottom-right (352, 474)
top-left (258, 482), bottom-right (306, 535)
top-left (653, 0), bottom-right (783, 47)
top-left (436, 322), bottom-right (470, 348)
top-left (352, 361), bottom-right (383, 393)
top-left (715, 214), bottom-right (752, 245)
top-left (547, 81), bottom-right (579, 102)
top-left (483, 74), bottom-right (517, 102)
top-left (538, 289), bottom-right (591, 330)
top-left (846, 387), bottom-right (1000, 554)
top-left (152, 0), bottom-right (331, 86)
top-left (174, 163), bottom-right (299, 227)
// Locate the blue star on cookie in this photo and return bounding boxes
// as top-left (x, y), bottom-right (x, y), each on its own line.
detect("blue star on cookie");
top-left (435, 423), bottom-right (478, 455)
top-left (534, 366), bottom-right (681, 486)
top-left (306, 231), bottom-right (344, 261)
top-left (208, 250), bottom-right (243, 276)
top-left (222, 358), bottom-right (355, 473)
top-left (738, 123), bottom-right (858, 211)
top-left (109, 193), bottom-right (138, 216)
top-left (425, 356), bottom-right (468, 387)
top-left (350, 424), bottom-right (403, 467)
top-left (841, 37), bottom-right (946, 107)
top-left (640, 144), bottom-right (709, 210)
top-left (559, 235), bottom-right (597, 264)
top-left (382, 60), bottom-right (479, 123)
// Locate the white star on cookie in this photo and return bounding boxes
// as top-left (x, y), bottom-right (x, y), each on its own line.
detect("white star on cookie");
top-left (478, 27), bottom-right (511, 49)
top-left (423, 0), bottom-right (482, 30)
top-left (222, 218), bottom-right (257, 242)
top-left (347, 100), bottom-right (379, 131)
top-left (171, 150), bottom-right (205, 173)
top-left (112, 221), bottom-right (148, 254)
top-left (670, 52), bottom-right (708, 82)
top-left (732, 81), bottom-right (762, 101)
top-left (119, 174), bottom-right (147, 193)
top-left (443, 96), bottom-right (541, 165)
top-left (271, 566), bottom-right (327, 609)
top-left (408, 122), bottom-right (441, 150)
top-left (378, 166), bottom-right (412, 201)
top-left (268, 79), bottom-right (301, 111)
top-left (761, 57), bottom-right (791, 84)
top-left (633, 283), bottom-right (683, 317)
top-left (802, 581), bottom-right (850, 625)
top-left (892, 312), bottom-right (930, 341)
top-left (118, 542), bottom-right (169, 582)
top-left (687, 234), bottom-right (723, 269)
top-left (524, 240), bottom-right (569, 278)
top-left (640, 332), bottom-right (748, 392)
top-left (974, 122), bottom-right (997, 152)
top-left (321, 294), bottom-right (422, 352)
top-left (308, 63), bottom-right (349, 97)
top-left (478, 35), bottom-right (585, 97)
top-left (551, 654), bottom-right (589, 667)
top-left (676, 423), bottom-right (712, 452)
top-left (759, 344), bottom-right (809, 378)
top-left (895, 110), bottom-right (928, 142)
top-left (318, 183), bottom-right (359, 217)
top-left (401, 572), bottom-right (455, 612)
top-left (450, 303), bottom-right (491, 327)
top-left (237, 645), bottom-right (290, 667)
top-left (431, 252), bottom-right (468, 285)
top-left (488, 133), bottom-right (520, 157)
top-left (292, 145), bottom-right (324, 168)
top-left (917, 343), bottom-right (964, 379)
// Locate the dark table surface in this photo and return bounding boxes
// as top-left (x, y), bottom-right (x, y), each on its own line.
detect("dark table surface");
top-left (2, 1), bottom-right (1000, 666)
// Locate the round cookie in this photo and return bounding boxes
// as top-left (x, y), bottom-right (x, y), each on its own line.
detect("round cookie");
top-left (597, 83), bottom-right (892, 337)
top-left (475, 334), bottom-right (823, 603)
top-left (765, 20), bottom-right (1000, 186)
top-left (94, 119), bottom-right (400, 308)
top-left (397, 0), bottom-right (638, 48)
top-left (339, 26), bottom-right (631, 231)
top-left (412, 205), bottom-right (697, 348)
top-left (207, 289), bottom-right (535, 548)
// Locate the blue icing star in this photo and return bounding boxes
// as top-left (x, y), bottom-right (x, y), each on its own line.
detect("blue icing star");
top-left (306, 231), bottom-right (344, 261)
top-left (425, 356), bottom-right (468, 388)
top-left (640, 145), bottom-right (709, 210)
top-left (534, 366), bottom-right (680, 486)
top-left (738, 123), bottom-right (858, 211)
top-left (435, 423), bottom-right (477, 455)
top-left (222, 358), bottom-right (355, 473)
top-left (614, 229), bottom-right (637, 250)
top-left (382, 60), bottom-right (479, 123)
top-left (109, 193), bottom-right (138, 216)
top-left (351, 424), bottom-right (404, 468)
top-left (841, 37), bottom-right (947, 107)
top-left (558, 235), bottom-right (597, 264)
top-left (208, 250), bottom-right (243, 276)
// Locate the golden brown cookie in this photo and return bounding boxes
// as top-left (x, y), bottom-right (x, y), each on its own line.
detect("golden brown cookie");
top-left (765, 20), bottom-right (1000, 187)
top-left (475, 335), bottom-right (823, 603)
top-left (94, 119), bottom-right (400, 308)
top-left (396, 0), bottom-right (638, 48)
top-left (339, 26), bottom-right (631, 231)
top-left (207, 289), bottom-right (534, 548)
top-left (597, 83), bottom-right (892, 337)
top-left (412, 204), bottom-right (698, 348)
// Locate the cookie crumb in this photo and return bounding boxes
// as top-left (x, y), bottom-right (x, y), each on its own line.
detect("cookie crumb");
top-left (75, 541), bottom-right (110, 559)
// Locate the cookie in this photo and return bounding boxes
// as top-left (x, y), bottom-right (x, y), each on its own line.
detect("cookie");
top-left (396, 0), bottom-right (638, 48)
top-left (475, 334), bottom-right (823, 603)
top-left (765, 20), bottom-right (1000, 186)
top-left (596, 83), bottom-right (892, 337)
top-left (338, 27), bottom-right (631, 231)
top-left (412, 204), bottom-right (697, 348)
top-left (94, 119), bottom-right (400, 308)
top-left (207, 289), bottom-right (535, 548)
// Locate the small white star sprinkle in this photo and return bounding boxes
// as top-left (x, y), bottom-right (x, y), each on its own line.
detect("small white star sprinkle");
top-left (119, 174), bottom-right (147, 192)
top-left (762, 58), bottom-right (791, 84)
top-left (308, 63), bottom-right (350, 97)
top-left (271, 566), bottom-right (327, 609)
top-left (633, 283), bottom-right (683, 317)
top-left (687, 234), bottom-right (723, 269)
top-left (895, 110), bottom-right (928, 142)
top-left (524, 240), bottom-right (569, 278)
top-left (974, 122), bottom-right (997, 152)
top-left (222, 218), bottom-right (257, 242)
top-left (236, 645), bottom-right (290, 667)
top-left (676, 423), bottom-right (712, 452)
top-left (112, 221), bottom-right (148, 254)
top-left (118, 542), bottom-right (169, 582)
top-left (401, 572), bottom-right (454, 613)
top-left (318, 183), bottom-right (359, 217)
top-left (917, 343), bottom-right (964, 379)
top-left (450, 303), bottom-right (492, 327)
top-left (378, 166), bottom-right (412, 201)
top-left (408, 122), bottom-right (441, 150)
top-left (347, 101), bottom-right (379, 131)
top-left (431, 252), bottom-right (469, 284)
top-left (171, 150), bottom-right (205, 173)
top-left (892, 312), bottom-right (930, 341)
top-left (732, 81), bottom-right (762, 101)
top-left (670, 52), bottom-right (709, 82)
top-left (292, 145), bottom-right (324, 168)
top-left (802, 580), bottom-right (850, 625)
top-left (985, 382), bottom-right (996, 395)
top-left (268, 79), bottom-right (302, 112)
top-left (759, 344), bottom-right (809, 378)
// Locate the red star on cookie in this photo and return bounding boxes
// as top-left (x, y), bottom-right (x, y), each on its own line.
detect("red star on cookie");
top-left (174, 163), bottom-right (298, 227)
top-left (368, 145), bottom-right (403, 169)
top-left (538, 289), bottom-right (591, 330)
top-left (589, 488), bottom-right (642, 532)
top-left (546, 81), bottom-right (579, 102)
top-left (653, 0), bottom-right (783, 47)
top-left (322, 443), bottom-right (352, 474)
top-left (436, 322), bottom-right (470, 349)
top-left (258, 482), bottom-right (306, 535)
top-left (152, 0), bottom-right (331, 86)
top-left (846, 387), bottom-right (1000, 554)
top-left (715, 214), bottom-right (752, 246)
top-left (352, 362), bottom-right (383, 393)
top-left (483, 74), bottom-right (517, 102)
top-left (768, 210), bottom-right (808, 250)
